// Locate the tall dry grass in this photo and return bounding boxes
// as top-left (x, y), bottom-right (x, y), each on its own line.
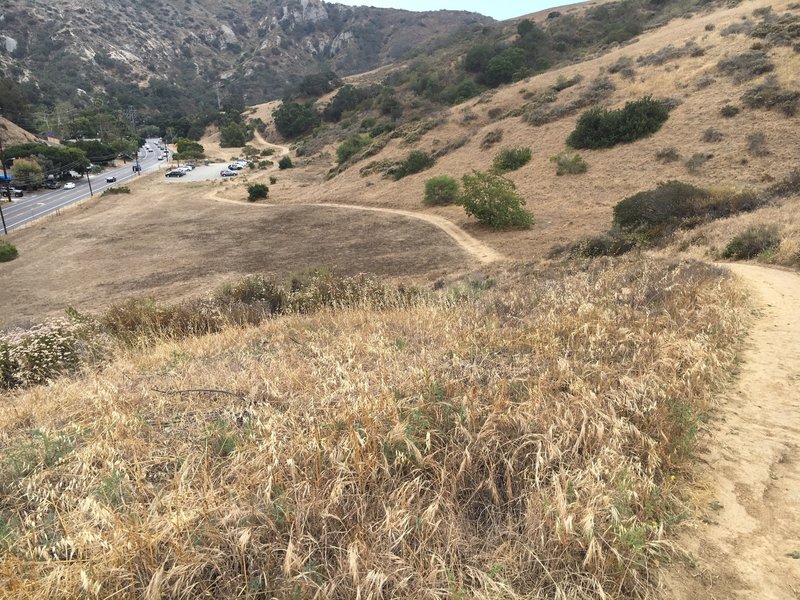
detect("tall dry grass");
top-left (0, 258), bottom-right (747, 599)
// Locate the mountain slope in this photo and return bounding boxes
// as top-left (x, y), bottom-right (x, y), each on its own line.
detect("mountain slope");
top-left (0, 0), bottom-right (491, 116)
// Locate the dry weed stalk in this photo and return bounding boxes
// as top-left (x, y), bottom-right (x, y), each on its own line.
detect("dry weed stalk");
top-left (0, 258), bottom-right (747, 599)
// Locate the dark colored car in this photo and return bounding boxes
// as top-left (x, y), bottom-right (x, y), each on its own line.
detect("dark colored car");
top-left (165, 170), bottom-right (185, 178)
top-left (106, 176), bottom-right (117, 183)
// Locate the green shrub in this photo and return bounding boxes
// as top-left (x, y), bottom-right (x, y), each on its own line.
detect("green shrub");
top-left (613, 181), bottom-right (764, 242)
top-left (0, 241), bottom-right (19, 262)
top-left (101, 186), bottom-right (130, 196)
top-left (278, 156), bottom-right (294, 170)
top-left (423, 175), bottom-right (460, 206)
top-left (492, 147), bottom-right (532, 173)
top-left (723, 225), bottom-right (781, 259)
top-left (261, 148), bottom-right (276, 156)
top-left (216, 275), bottom-right (287, 311)
top-left (247, 183), bottom-right (269, 201)
top-left (566, 97), bottom-right (669, 149)
top-left (459, 170), bottom-right (533, 229)
top-left (269, 176), bottom-right (278, 184)
top-left (336, 135), bottom-right (370, 164)
top-left (392, 151), bottom-right (435, 180)
top-left (550, 153), bottom-right (588, 175)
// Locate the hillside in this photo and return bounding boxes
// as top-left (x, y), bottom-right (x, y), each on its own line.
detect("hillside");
top-left (0, 0), bottom-right (491, 123)
top-left (1, 0), bottom-right (800, 597)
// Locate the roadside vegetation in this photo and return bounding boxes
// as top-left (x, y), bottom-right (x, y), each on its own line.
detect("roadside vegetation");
top-left (0, 257), bottom-right (748, 598)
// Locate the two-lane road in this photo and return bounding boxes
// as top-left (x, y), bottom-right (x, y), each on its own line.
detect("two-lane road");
top-left (1, 139), bottom-right (165, 232)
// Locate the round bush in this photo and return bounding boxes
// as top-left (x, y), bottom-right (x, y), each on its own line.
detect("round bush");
top-left (393, 151), bottom-right (435, 180)
top-left (278, 156), bottom-right (294, 170)
top-left (459, 170), bottom-right (533, 229)
top-left (247, 183), bottom-right (269, 202)
top-left (723, 225), bottom-right (781, 259)
top-left (0, 241), bottom-right (18, 262)
top-left (492, 146), bottom-right (532, 173)
top-left (423, 175), bottom-right (460, 206)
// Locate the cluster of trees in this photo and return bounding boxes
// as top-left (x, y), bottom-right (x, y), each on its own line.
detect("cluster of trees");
top-left (6, 143), bottom-right (91, 188)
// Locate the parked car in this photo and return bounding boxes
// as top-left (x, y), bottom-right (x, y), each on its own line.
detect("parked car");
top-left (106, 176), bottom-right (117, 183)
top-left (1, 187), bottom-right (24, 197)
top-left (44, 181), bottom-right (60, 189)
top-left (227, 164), bottom-right (243, 170)
top-left (220, 170), bottom-right (238, 177)
top-left (165, 170), bottom-right (185, 178)
top-left (63, 182), bottom-right (76, 189)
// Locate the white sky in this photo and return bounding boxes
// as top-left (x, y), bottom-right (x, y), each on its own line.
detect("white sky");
top-left (332, 1), bottom-right (559, 21)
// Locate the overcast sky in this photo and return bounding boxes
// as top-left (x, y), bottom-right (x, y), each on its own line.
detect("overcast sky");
top-left (332, 1), bottom-right (557, 21)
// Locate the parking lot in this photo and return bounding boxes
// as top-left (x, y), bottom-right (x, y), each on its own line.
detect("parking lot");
top-left (162, 163), bottom-right (243, 182)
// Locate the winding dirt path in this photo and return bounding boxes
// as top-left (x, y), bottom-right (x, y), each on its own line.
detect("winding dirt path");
top-left (208, 194), bottom-right (505, 265)
top-left (665, 263), bottom-right (800, 599)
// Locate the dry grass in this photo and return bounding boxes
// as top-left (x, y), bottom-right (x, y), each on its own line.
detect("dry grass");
top-left (0, 257), bottom-right (748, 599)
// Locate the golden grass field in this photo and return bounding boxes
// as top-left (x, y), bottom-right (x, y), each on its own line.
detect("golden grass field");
top-left (1, 0), bottom-right (799, 597)
top-left (0, 257), bottom-right (748, 599)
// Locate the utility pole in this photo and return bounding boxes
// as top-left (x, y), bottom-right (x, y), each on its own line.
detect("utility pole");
top-left (85, 167), bottom-right (94, 197)
top-left (125, 107), bottom-right (141, 175)
top-left (0, 134), bottom-right (11, 235)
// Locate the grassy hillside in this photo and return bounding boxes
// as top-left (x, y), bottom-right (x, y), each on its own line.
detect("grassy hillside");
top-left (249, 0), bottom-right (799, 267)
top-left (0, 258), bottom-right (747, 598)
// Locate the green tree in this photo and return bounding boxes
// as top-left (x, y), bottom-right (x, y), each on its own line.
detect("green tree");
top-left (459, 170), bottom-right (533, 229)
top-left (278, 155), bottom-right (294, 170)
top-left (274, 102), bottom-right (320, 138)
top-left (175, 138), bottom-right (206, 159)
top-left (220, 123), bottom-right (248, 148)
top-left (423, 175), bottom-right (460, 206)
top-left (484, 48), bottom-right (527, 87)
top-left (11, 158), bottom-right (45, 189)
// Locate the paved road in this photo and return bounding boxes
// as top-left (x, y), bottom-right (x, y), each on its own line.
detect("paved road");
top-left (0, 139), bottom-right (165, 232)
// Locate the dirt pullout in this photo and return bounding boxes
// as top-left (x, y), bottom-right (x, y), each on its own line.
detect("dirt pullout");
top-left (664, 263), bottom-right (800, 599)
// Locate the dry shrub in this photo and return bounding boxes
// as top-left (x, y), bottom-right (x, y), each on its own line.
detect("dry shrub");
top-left (723, 224), bottom-right (781, 258)
top-left (746, 131), bottom-right (770, 156)
top-left (702, 127), bottom-right (724, 142)
top-left (637, 41), bottom-right (703, 66)
top-left (524, 77), bottom-right (615, 126)
top-left (655, 146), bottom-right (681, 162)
top-left (0, 258), bottom-right (748, 599)
top-left (741, 75), bottom-right (800, 116)
top-left (717, 50), bottom-right (774, 82)
top-left (480, 128), bottom-right (503, 149)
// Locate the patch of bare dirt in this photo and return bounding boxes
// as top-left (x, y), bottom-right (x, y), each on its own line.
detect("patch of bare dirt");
top-left (0, 177), bottom-right (470, 329)
top-left (663, 263), bottom-right (800, 599)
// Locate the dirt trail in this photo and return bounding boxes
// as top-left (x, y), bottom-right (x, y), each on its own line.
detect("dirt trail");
top-left (208, 195), bottom-right (505, 265)
top-left (665, 263), bottom-right (800, 599)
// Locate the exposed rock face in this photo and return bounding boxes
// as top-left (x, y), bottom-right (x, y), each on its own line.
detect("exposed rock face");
top-left (0, 0), bottom-right (492, 108)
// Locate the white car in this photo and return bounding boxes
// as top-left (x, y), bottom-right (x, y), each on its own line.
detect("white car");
top-left (63, 182), bottom-right (76, 189)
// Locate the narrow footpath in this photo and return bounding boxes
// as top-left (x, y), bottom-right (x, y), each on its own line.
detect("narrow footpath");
top-left (665, 263), bottom-right (800, 599)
